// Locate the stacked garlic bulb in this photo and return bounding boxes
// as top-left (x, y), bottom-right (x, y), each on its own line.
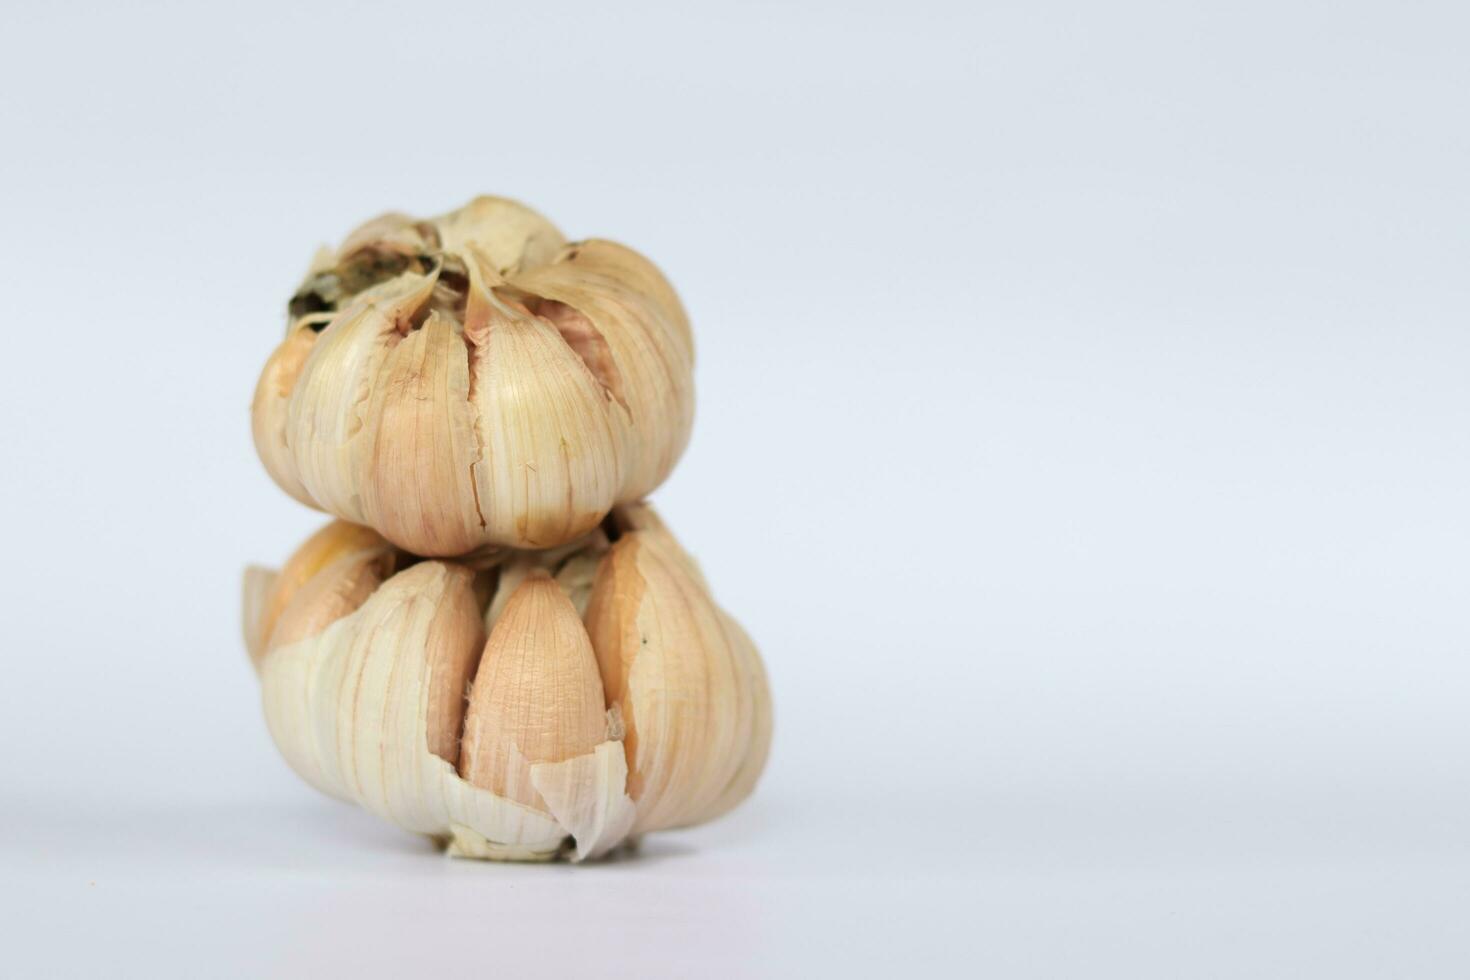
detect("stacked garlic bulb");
top-left (245, 198), bottom-right (769, 861)
top-left (252, 197), bottom-right (694, 555)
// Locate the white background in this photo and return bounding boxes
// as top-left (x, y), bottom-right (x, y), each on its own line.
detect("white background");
top-left (2, 1), bottom-right (1467, 976)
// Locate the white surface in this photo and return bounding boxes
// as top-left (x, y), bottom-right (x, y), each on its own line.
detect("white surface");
top-left (2, 1), bottom-right (1467, 977)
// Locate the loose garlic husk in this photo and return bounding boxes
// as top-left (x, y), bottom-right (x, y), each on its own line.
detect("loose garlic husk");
top-left (251, 196), bottom-right (695, 556)
top-left (241, 504), bottom-right (771, 861)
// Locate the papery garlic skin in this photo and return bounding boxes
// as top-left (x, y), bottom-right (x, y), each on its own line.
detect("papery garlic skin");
top-left (244, 504), bottom-right (769, 861)
top-left (251, 196), bottom-right (695, 556)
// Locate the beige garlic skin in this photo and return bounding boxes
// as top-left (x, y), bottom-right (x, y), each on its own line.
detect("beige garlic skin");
top-left (251, 197), bottom-right (695, 556)
top-left (242, 503), bottom-right (771, 861)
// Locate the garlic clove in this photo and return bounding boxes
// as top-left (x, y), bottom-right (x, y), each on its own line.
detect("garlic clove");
top-left (459, 573), bottom-right (608, 812)
top-left (285, 272), bottom-right (438, 525)
top-left (266, 548), bottom-right (390, 652)
top-left (585, 526), bottom-right (765, 833)
top-left (699, 611), bottom-right (774, 823)
top-left (507, 240), bottom-right (694, 500)
top-left (253, 520), bottom-right (390, 664)
top-left (464, 250), bottom-right (623, 550)
top-left (356, 309), bottom-right (485, 556)
top-left (251, 323), bottom-right (319, 508)
top-left (281, 561), bottom-right (491, 821)
top-left (421, 564), bottom-right (487, 766)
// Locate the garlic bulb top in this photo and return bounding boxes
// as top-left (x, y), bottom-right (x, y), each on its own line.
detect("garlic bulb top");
top-left (252, 197), bottom-right (695, 556)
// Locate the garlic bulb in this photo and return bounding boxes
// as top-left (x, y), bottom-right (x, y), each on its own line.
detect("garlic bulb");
top-left (241, 504), bottom-right (771, 861)
top-left (251, 197), bottom-right (695, 556)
